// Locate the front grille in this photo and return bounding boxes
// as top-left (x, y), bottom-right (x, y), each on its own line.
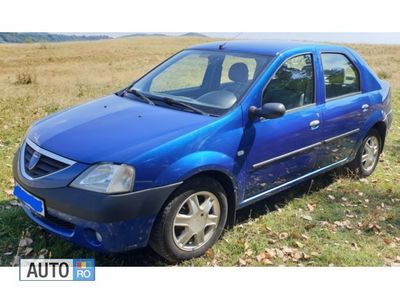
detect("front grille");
top-left (24, 143), bottom-right (69, 178)
top-left (45, 213), bottom-right (76, 231)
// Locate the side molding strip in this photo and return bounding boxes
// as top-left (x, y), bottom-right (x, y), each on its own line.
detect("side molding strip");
top-left (323, 128), bottom-right (360, 143)
top-left (252, 142), bottom-right (322, 170)
top-left (252, 128), bottom-right (360, 169)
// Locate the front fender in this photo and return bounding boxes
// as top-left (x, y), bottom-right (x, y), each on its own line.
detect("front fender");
top-left (155, 151), bottom-right (236, 186)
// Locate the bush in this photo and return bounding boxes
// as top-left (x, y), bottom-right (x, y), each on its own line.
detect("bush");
top-left (15, 70), bottom-right (36, 85)
top-left (377, 70), bottom-right (391, 79)
top-left (38, 43), bottom-right (48, 50)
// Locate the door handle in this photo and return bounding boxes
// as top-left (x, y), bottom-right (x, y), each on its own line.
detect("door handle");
top-left (309, 120), bottom-right (320, 129)
top-left (361, 104), bottom-right (369, 111)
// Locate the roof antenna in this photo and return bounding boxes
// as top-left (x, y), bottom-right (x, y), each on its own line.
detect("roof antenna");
top-left (232, 32), bottom-right (243, 40)
top-left (219, 32), bottom-right (242, 50)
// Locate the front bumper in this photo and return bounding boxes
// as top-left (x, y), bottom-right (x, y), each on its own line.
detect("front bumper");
top-left (19, 200), bottom-right (156, 252)
top-left (13, 148), bottom-right (181, 252)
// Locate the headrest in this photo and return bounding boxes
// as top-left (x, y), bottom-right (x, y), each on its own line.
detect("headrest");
top-left (228, 63), bottom-right (249, 83)
top-left (275, 65), bottom-right (292, 81)
top-left (325, 67), bottom-right (345, 85)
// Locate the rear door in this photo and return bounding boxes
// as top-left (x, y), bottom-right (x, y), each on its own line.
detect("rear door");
top-left (317, 52), bottom-right (371, 168)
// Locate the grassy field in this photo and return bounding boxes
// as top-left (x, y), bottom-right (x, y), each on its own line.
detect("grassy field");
top-left (0, 37), bottom-right (399, 266)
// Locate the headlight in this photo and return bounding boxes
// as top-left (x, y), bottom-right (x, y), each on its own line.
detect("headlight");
top-left (70, 164), bottom-right (135, 194)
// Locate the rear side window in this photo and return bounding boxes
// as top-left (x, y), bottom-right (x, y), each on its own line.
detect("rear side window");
top-left (263, 54), bottom-right (314, 110)
top-left (321, 53), bottom-right (360, 99)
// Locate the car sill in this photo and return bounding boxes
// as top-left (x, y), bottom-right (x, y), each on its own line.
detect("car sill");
top-left (241, 158), bottom-right (348, 208)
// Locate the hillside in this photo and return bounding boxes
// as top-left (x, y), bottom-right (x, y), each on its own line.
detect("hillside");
top-left (119, 32), bottom-right (209, 39)
top-left (119, 33), bottom-right (168, 38)
top-left (0, 32), bottom-right (111, 43)
top-left (180, 32), bottom-right (209, 38)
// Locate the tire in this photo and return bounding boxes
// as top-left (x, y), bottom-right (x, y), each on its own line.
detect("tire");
top-left (347, 128), bottom-right (381, 177)
top-left (149, 176), bottom-right (228, 263)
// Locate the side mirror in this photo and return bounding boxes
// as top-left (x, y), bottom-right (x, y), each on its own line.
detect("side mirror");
top-left (249, 102), bottom-right (286, 120)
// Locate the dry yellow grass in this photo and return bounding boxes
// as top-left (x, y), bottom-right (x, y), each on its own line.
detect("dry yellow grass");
top-left (350, 43), bottom-right (400, 89)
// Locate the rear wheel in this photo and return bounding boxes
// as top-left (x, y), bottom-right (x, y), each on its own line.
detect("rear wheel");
top-left (347, 129), bottom-right (381, 177)
top-left (150, 177), bottom-right (228, 262)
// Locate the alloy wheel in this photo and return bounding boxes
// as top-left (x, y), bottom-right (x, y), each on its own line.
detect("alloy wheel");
top-left (172, 191), bottom-right (221, 251)
top-left (361, 136), bottom-right (379, 173)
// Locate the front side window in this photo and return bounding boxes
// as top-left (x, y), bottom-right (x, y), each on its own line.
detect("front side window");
top-left (132, 50), bottom-right (273, 115)
top-left (263, 54), bottom-right (314, 110)
top-left (321, 53), bottom-right (360, 99)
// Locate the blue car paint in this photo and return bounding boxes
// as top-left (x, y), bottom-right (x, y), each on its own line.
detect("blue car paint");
top-left (14, 40), bottom-right (392, 253)
top-left (20, 203), bottom-right (154, 252)
top-left (29, 95), bottom-right (215, 164)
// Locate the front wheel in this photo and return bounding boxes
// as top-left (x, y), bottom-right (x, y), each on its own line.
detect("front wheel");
top-left (149, 177), bottom-right (228, 262)
top-left (347, 129), bottom-right (381, 177)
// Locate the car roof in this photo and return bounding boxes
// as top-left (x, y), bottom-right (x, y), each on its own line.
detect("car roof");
top-left (187, 40), bottom-right (348, 56)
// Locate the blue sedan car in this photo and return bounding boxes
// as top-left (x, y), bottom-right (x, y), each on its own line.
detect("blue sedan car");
top-left (13, 40), bottom-right (392, 262)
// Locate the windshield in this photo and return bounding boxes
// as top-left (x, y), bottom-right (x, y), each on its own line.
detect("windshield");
top-left (131, 50), bottom-right (273, 115)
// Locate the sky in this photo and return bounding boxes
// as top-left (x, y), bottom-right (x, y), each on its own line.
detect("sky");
top-left (65, 32), bottom-right (400, 44)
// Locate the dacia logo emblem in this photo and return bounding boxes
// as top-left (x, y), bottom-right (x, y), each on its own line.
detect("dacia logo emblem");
top-left (28, 151), bottom-right (41, 170)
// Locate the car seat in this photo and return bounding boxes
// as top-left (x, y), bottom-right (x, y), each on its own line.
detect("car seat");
top-left (224, 63), bottom-right (249, 97)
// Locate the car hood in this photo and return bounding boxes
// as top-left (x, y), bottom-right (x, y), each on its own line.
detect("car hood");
top-left (28, 94), bottom-right (215, 164)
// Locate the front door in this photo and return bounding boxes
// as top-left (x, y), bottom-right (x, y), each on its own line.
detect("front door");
top-left (243, 53), bottom-right (322, 203)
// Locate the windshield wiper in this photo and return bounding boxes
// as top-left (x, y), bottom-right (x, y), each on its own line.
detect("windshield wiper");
top-left (162, 97), bottom-right (208, 115)
top-left (124, 88), bottom-right (155, 105)
top-left (123, 89), bottom-right (209, 115)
